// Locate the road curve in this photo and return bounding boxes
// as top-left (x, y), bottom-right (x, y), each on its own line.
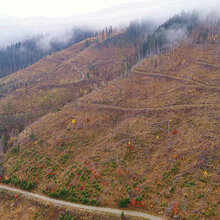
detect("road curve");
top-left (0, 184), bottom-right (164, 220)
top-left (46, 56), bottom-right (85, 82)
top-left (74, 64), bottom-right (86, 81)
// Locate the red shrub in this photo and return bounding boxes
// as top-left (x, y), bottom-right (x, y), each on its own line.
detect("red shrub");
top-left (203, 145), bottom-right (207, 150)
top-left (130, 199), bottom-right (136, 205)
top-left (89, 168), bottom-right (93, 173)
top-left (173, 154), bottom-right (178, 160)
top-left (117, 169), bottom-right (122, 175)
top-left (135, 187), bottom-right (140, 192)
top-left (173, 202), bottom-right (178, 215)
top-left (47, 170), bottom-right (53, 177)
top-left (172, 128), bottom-right (178, 135)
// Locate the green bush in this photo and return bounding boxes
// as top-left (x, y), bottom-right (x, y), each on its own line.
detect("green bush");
top-left (49, 189), bottom-right (69, 200)
top-left (81, 197), bottom-right (89, 204)
top-left (64, 211), bottom-right (75, 220)
top-left (1, 175), bottom-right (36, 190)
top-left (58, 154), bottom-right (69, 164)
top-left (11, 143), bottom-right (20, 153)
top-left (118, 197), bottom-right (130, 208)
top-left (91, 199), bottom-right (97, 206)
top-left (29, 133), bottom-right (36, 141)
top-left (133, 181), bottom-right (139, 188)
top-left (57, 211), bottom-right (75, 220)
top-left (70, 196), bottom-right (78, 202)
top-left (57, 215), bottom-right (62, 220)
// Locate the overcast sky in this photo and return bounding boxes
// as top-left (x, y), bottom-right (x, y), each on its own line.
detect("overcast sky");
top-left (1, 0), bottom-right (151, 18)
top-left (0, 0), bottom-right (218, 18)
top-left (0, 0), bottom-right (219, 47)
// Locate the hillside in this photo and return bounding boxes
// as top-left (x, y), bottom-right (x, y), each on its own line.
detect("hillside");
top-left (0, 32), bottom-right (136, 138)
top-left (0, 29), bottom-right (219, 220)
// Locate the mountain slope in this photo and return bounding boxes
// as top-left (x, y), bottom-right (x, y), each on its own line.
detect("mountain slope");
top-left (1, 38), bottom-right (219, 220)
top-left (0, 33), bottom-right (136, 135)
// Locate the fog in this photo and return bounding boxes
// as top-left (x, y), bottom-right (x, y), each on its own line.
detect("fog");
top-left (0, 0), bottom-right (220, 48)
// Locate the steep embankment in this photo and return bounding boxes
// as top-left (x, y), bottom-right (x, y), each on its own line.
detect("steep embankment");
top-left (1, 42), bottom-right (219, 219)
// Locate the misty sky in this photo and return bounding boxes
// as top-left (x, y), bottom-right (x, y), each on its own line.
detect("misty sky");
top-left (1, 0), bottom-right (149, 18)
top-left (1, 0), bottom-right (219, 18)
top-left (0, 0), bottom-right (220, 47)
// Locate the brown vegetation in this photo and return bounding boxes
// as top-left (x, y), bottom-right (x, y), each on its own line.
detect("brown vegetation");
top-left (0, 28), bottom-right (220, 220)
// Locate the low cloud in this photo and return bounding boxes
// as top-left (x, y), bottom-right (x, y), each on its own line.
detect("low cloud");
top-left (166, 28), bottom-right (188, 44)
top-left (0, 0), bottom-right (219, 48)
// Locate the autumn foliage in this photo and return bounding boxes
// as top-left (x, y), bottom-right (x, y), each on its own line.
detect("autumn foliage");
top-left (172, 128), bottom-right (178, 135)
top-left (173, 202), bottom-right (178, 215)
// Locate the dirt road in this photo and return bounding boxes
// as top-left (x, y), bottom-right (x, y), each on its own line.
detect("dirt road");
top-left (0, 184), bottom-right (164, 220)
